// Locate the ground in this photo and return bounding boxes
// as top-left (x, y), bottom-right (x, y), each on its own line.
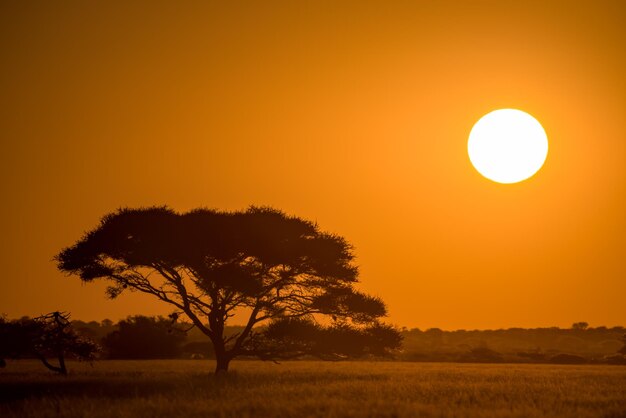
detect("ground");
top-left (1, 360), bottom-right (625, 417)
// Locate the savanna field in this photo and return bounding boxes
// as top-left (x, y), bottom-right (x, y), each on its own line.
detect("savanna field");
top-left (1, 360), bottom-right (625, 418)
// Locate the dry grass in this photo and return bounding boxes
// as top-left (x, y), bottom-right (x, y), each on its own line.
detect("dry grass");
top-left (1, 360), bottom-right (625, 417)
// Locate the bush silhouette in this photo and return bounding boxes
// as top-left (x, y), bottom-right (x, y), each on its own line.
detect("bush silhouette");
top-left (102, 316), bottom-right (186, 359)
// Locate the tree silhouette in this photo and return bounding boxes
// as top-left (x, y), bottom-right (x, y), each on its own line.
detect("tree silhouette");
top-left (0, 312), bottom-right (98, 374)
top-left (56, 206), bottom-right (401, 373)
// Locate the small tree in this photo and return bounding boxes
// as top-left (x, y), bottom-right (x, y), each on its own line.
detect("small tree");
top-left (0, 312), bottom-right (98, 374)
top-left (56, 206), bottom-right (401, 373)
top-left (572, 322), bottom-right (589, 331)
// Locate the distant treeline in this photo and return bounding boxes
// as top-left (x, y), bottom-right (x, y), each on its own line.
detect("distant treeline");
top-left (7, 316), bottom-right (625, 365)
top-left (399, 325), bottom-right (626, 364)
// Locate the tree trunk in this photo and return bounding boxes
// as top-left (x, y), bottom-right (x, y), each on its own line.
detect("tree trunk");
top-left (37, 354), bottom-right (67, 375)
top-left (58, 354), bottom-right (67, 375)
top-left (214, 353), bottom-right (230, 374)
top-left (207, 312), bottom-right (231, 374)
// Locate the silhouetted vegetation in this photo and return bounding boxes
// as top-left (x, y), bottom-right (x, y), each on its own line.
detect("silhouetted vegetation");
top-left (399, 325), bottom-right (626, 364)
top-left (3, 313), bottom-right (625, 366)
top-left (101, 316), bottom-right (186, 359)
top-left (56, 206), bottom-right (401, 372)
top-left (0, 313), bottom-right (98, 374)
top-left (70, 319), bottom-right (116, 343)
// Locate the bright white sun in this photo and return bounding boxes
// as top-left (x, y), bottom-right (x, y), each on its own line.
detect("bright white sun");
top-left (468, 109), bottom-right (548, 184)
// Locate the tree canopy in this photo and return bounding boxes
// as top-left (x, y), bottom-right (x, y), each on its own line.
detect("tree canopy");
top-left (56, 206), bottom-right (401, 372)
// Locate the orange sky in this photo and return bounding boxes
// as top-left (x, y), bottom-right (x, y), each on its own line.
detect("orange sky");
top-left (1, 1), bottom-right (624, 329)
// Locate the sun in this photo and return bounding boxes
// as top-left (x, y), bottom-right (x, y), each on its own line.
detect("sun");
top-left (468, 109), bottom-right (548, 184)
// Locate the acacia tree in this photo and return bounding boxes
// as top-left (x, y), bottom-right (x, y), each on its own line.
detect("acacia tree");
top-left (56, 206), bottom-right (401, 373)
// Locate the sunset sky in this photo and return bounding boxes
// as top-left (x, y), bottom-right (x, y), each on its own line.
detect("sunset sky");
top-left (1, 1), bottom-right (624, 330)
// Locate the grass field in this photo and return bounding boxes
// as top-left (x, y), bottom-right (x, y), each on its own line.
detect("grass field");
top-left (1, 360), bottom-right (625, 417)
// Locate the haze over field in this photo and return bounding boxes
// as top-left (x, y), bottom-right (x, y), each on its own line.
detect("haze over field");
top-left (1, 1), bottom-right (625, 329)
